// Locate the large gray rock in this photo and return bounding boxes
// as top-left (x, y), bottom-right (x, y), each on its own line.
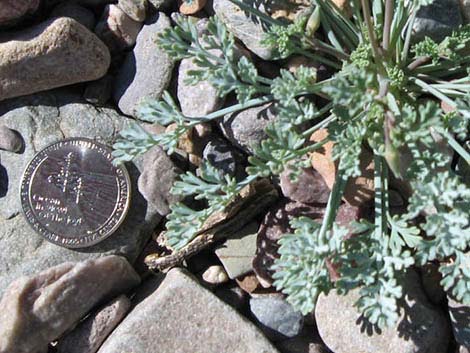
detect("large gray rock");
top-left (97, 268), bottom-right (280, 353)
top-left (413, 0), bottom-right (462, 42)
top-left (0, 256), bottom-right (140, 353)
top-left (114, 12), bottom-right (174, 117)
top-left (250, 296), bottom-right (304, 341)
top-left (213, 0), bottom-right (274, 60)
top-left (219, 103), bottom-right (276, 155)
top-left (0, 91), bottom-right (161, 296)
top-left (0, 0), bottom-right (40, 26)
top-left (57, 295), bottom-right (132, 353)
top-left (0, 18), bottom-right (110, 102)
top-left (315, 270), bottom-right (451, 353)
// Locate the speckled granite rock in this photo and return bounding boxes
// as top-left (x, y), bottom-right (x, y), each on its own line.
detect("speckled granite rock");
top-left (97, 268), bottom-right (280, 353)
top-left (0, 18), bottom-right (110, 102)
top-left (0, 91), bottom-right (161, 296)
top-left (0, 256), bottom-right (140, 353)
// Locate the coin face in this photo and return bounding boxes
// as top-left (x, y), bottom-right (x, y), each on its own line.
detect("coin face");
top-left (20, 138), bottom-right (131, 248)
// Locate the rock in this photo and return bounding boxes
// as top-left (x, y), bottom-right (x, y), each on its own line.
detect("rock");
top-left (460, 346), bottom-right (470, 353)
top-left (0, 0), bottom-right (40, 26)
top-left (114, 12), bottom-right (174, 117)
top-left (309, 128), bottom-right (336, 190)
top-left (220, 103), bottom-right (276, 154)
top-left (177, 52), bottom-right (224, 118)
top-left (147, 0), bottom-right (173, 10)
top-left (202, 265), bottom-right (230, 285)
top-left (179, 0), bottom-right (207, 14)
top-left (0, 18), bottom-right (110, 102)
top-left (213, 0), bottom-right (274, 59)
top-left (97, 268), bottom-right (280, 353)
top-left (137, 145), bottom-right (183, 216)
top-left (236, 273), bottom-right (261, 294)
top-left (276, 326), bottom-right (331, 353)
top-left (84, 75), bottom-right (114, 105)
top-left (202, 137), bottom-right (246, 180)
top-left (419, 263), bottom-right (446, 305)
top-left (51, 3), bottom-right (96, 30)
top-left (0, 256), bottom-right (140, 353)
top-left (215, 222), bottom-right (259, 279)
top-left (413, 0), bottom-right (462, 42)
top-left (315, 270), bottom-right (451, 353)
top-left (0, 91), bottom-right (161, 296)
top-left (57, 295), bottom-right (131, 353)
top-left (250, 296), bottom-right (304, 341)
top-left (280, 166), bottom-right (330, 205)
top-left (331, 0), bottom-right (352, 17)
top-left (118, 0), bottom-right (147, 22)
top-left (462, 0), bottom-right (470, 23)
top-left (95, 4), bottom-right (143, 52)
top-left (448, 295), bottom-right (470, 349)
top-left (253, 201), bottom-right (363, 288)
top-left (0, 125), bottom-right (23, 153)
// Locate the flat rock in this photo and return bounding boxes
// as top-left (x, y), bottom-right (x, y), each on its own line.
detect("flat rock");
top-left (137, 145), bottom-right (183, 216)
top-left (97, 268), bottom-right (280, 353)
top-left (413, 0), bottom-right (462, 42)
top-left (315, 270), bottom-right (451, 353)
top-left (215, 222), bottom-right (259, 279)
top-left (114, 12), bottom-right (174, 117)
top-left (95, 4), bottom-right (143, 52)
top-left (57, 295), bottom-right (131, 353)
top-left (51, 3), bottom-right (96, 30)
top-left (0, 0), bottom-right (40, 26)
top-left (0, 91), bottom-right (161, 296)
top-left (213, 0), bottom-right (274, 60)
top-left (448, 295), bottom-right (470, 349)
top-left (250, 296), bottom-right (304, 341)
top-left (0, 256), bottom-right (140, 353)
top-left (220, 103), bottom-right (276, 155)
top-left (0, 17), bottom-right (110, 102)
top-left (118, 0), bottom-right (147, 22)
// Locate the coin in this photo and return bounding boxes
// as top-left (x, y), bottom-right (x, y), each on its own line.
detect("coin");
top-left (20, 138), bottom-right (131, 248)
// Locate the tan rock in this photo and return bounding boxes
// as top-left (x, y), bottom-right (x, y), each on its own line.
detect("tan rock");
top-left (0, 256), bottom-right (140, 353)
top-left (0, 17), bottom-right (110, 102)
top-left (179, 0), bottom-right (207, 15)
top-left (57, 295), bottom-right (131, 353)
top-left (202, 265), bottom-right (229, 285)
top-left (117, 0), bottom-right (147, 22)
top-left (309, 128), bottom-right (337, 190)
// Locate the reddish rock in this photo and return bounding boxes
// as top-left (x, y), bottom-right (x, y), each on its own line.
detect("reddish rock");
top-left (0, 0), bottom-right (40, 26)
top-left (179, 0), bottom-right (207, 15)
top-left (280, 166), bottom-right (330, 205)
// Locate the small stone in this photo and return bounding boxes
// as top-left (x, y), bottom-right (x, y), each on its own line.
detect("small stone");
top-left (202, 265), bottom-right (230, 285)
top-left (50, 3), bottom-right (96, 30)
top-left (118, 0), bottom-right (147, 22)
top-left (461, 0), bottom-right (470, 23)
top-left (213, 0), bottom-right (275, 60)
top-left (236, 273), bottom-right (261, 294)
top-left (179, 0), bottom-right (207, 14)
top-left (419, 263), bottom-right (446, 305)
top-left (96, 268), bottom-right (279, 353)
top-left (280, 166), bottom-right (330, 205)
top-left (0, 256), bottom-right (140, 353)
top-left (250, 296), bottom-right (304, 341)
top-left (315, 269), bottom-right (451, 353)
top-left (84, 75), bottom-right (114, 106)
top-left (309, 128), bottom-right (336, 190)
top-left (0, 0), bottom-right (40, 26)
top-left (56, 295), bottom-right (131, 353)
top-left (220, 103), bottom-right (276, 154)
top-left (147, 0), bottom-right (173, 10)
top-left (215, 222), bottom-right (259, 279)
top-left (448, 294), bottom-right (470, 349)
top-left (0, 125), bottom-right (23, 153)
top-left (114, 12), bottom-right (174, 117)
top-left (95, 4), bottom-right (143, 52)
top-left (0, 18), bottom-right (110, 102)
top-left (202, 137), bottom-right (246, 180)
top-left (137, 145), bottom-right (183, 216)
top-left (413, 0), bottom-right (462, 42)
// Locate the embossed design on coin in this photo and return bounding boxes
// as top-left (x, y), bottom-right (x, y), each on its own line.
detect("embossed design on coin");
top-left (20, 138), bottom-right (131, 248)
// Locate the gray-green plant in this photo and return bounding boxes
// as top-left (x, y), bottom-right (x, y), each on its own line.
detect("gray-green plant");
top-left (113, 0), bottom-right (470, 329)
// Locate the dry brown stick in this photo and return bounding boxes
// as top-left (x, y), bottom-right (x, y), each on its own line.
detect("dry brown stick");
top-left (145, 179), bottom-right (278, 272)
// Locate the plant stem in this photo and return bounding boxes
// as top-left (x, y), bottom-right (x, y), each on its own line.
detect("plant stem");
top-left (401, 1), bottom-right (418, 63)
top-left (433, 127), bottom-right (470, 165)
top-left (382, 0), bottom-right (394, 51)
top-left (410, 77), bottom-right (456, 108)
top-left (407, 56), bottom-right (431, 71)
top-left (361, 0), bottom-right (386, 74)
